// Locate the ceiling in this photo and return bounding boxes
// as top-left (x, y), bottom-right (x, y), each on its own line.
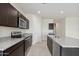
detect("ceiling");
top-left (14, 3), bottom-right (79, 19)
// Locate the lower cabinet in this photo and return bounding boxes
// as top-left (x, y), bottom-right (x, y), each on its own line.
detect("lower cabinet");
top-left (3, 40), bottom-right (25, 56)
top-left (25, 35), bottom-right (32, 55)
top-left (8, 44), bottom-right (24, 56)
top-left (61, 48), bottom-right (79, 56)
top-left (47, 36), bottom-right (60, 56)
top-left (52, 40), bottom-right (60, 56)
top-left (0, 35), bottom-right (32, 56)
top-left (47, 36), bottom-right (52, 55)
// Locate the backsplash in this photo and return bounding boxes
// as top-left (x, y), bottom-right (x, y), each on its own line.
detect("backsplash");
top-left (0, 26), bottom-right (31, 37)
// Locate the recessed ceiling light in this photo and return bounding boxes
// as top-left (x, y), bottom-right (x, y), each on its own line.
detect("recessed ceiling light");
top-left (37, 11), bottom-right (40, 14)
top-left (60, 10), bottom-right (64, 14)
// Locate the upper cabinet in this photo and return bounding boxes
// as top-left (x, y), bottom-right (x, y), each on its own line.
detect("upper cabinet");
top-left (7, 4), bottom-right (18, 27)
top-left (0, 3), bottom-right (18, 27)
top-left (0, 3), bottom-right (29, 29)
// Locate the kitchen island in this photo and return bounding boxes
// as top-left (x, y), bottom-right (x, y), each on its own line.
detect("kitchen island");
top-left (47, 35), bottom-right (79, 56)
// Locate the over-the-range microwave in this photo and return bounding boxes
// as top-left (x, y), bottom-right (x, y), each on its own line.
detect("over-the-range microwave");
top-left (17, 17), bottom-right (27, 29)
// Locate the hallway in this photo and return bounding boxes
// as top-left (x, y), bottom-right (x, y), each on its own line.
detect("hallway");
top-left (27, 40), bottom-right (51, 56)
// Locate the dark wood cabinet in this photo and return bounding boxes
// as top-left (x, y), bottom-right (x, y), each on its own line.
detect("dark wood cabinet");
top-left (3, 40), bottom-right (25, 56)
top-left (0, 3), bottom-right (18, 27)
top-left (0, 3), bottom-right (29, 29)
top-left (0, 35), bottom-right (32, 56)
top-left (47, 36), bottom-right (61, 56)
top-left (25, 35), bottom-right (32, 55)
top-left (3, 35), bottom-right (32, 56)
top-left (47, 36), bottom-right (52, 55)
top-left (26, 19), bottom-right (29, 29)
top-left (7, 4), bottom-right (18, 27)
top-left (0, 3), bottom-right (8, 26)
top-left (8, 44), bottom-right (24, 56)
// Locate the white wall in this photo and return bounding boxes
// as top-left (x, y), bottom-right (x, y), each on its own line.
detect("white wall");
top-left (54, 17), bottom-right (79, 39)
top-left (25, 14), bottom-right (42, 44)
top-left (42, 19), bottom-right (54, 40)
top-left (65, 17), bottom-right (79, 39)
top-left (54, 18), bottom-right (65, 38)
top-left (0, 26), bottom-right (29, 37)
top-left (32, 15), bottom-right (42, 44)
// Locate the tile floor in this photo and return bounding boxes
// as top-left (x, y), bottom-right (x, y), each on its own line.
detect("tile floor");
top-left (26, 40), bottom-right (51, 56)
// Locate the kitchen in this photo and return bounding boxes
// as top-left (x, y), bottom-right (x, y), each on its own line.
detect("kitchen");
top-left (0, 3), bottom-right (79, 56)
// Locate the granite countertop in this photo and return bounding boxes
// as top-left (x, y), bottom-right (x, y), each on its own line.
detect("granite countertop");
top-left (0, 33), bottom-right (32, 51)
top-left (48, 35), bottom-right (79, 48)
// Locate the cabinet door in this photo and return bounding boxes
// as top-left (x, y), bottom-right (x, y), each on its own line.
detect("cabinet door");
top-left (3, 40), bottom-right (25, 56)
top-left (25, 35), bottom-right (32, 55)
top-left (26, 19), bottom-right (29, 29)
top-left (9, 44), bottom-right (24, 56)
top-left (25, 36), bottom-right (32, 51)
top-left (47, 36), bottom-right (52, 55)
top-left (28, 35), bottom-right (32, 46)
top-left (0, 3), bottom-right (8, 26)
top-left (0, 3), bottom-right (18, 27)
top-left (7, 4), bottom-right (18, 27)
top-left (25, 39), bottom-right (29, 51)
top-left (53, 41), bottom-right (60, 56)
